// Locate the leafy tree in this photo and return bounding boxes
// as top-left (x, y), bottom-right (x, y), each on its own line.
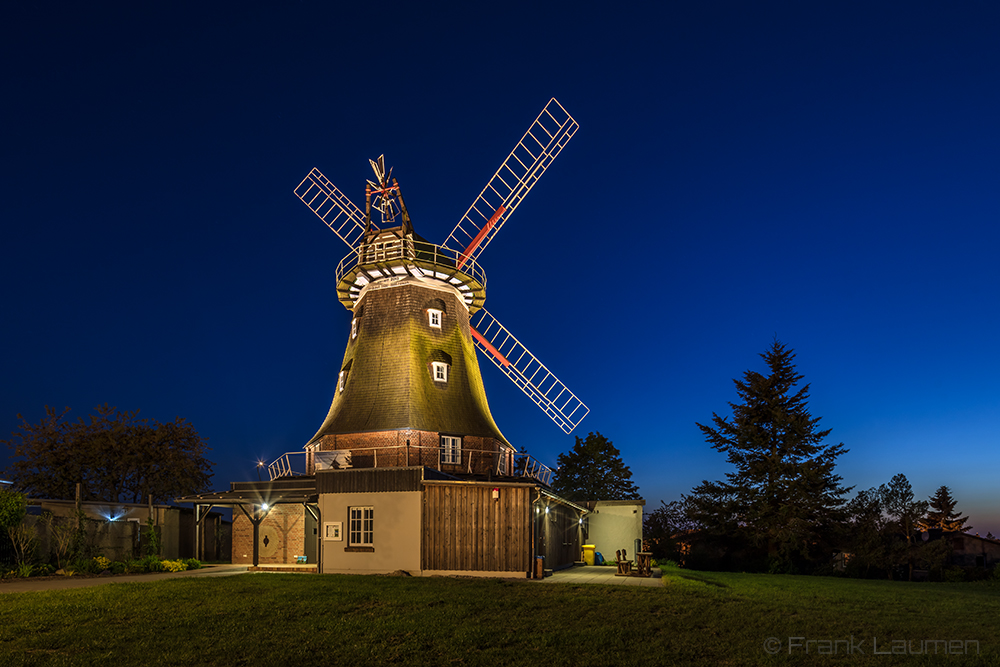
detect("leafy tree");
top-left (919, 485), bottom-right (971, 533)
top-left (845, 474), bottom-right (938, 581)
top-left (843, 486), bottom-right (890, 578)
top-left (643, 497), bottom-right (699, 561)
top-left (550, 432), bottom-right (640, 502)
top-left (689, 340), bottom-right (850, 571)
top-left (3, 405), bottom-right (213, 504)
top-left (880, 473), bottom-right (928, 581)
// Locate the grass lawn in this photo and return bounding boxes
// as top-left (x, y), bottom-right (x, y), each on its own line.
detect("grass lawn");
top-left (1, 566), bottom-right (997, 666)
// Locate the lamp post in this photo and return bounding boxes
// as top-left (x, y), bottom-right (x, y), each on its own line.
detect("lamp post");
top-left (256, 461), bottom-right (264, 481)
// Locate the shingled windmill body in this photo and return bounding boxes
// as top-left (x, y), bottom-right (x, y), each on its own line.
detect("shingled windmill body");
top-left (294, 99), bottom-right (588, 479)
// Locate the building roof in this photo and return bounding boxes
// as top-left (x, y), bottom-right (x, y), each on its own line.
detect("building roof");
top-left (175, 477), bottom-right (318, 507)
top-left (307, 280), bottom-right (508, 445)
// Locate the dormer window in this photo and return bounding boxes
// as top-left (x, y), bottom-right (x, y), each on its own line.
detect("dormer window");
top-left (428, 309), bottom-right (442, 328)
top-left (338, 360), bottom-right (352, 393)
top-left (431, 361), bottom-right (448, 382)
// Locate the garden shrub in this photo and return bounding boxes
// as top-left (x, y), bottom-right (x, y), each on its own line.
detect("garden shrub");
top-left (0, 488), bottom-right (27, 531)
top-left (70, 557), bottom-right (99, 574)
top-left (93, 555), bottom-right (111, 571)
top-left (143, 518), bottom-right (161, 558)
top-left (160, 559), bottom-right (188, 572)
top-left (124, 559), bottom-right (146, 574)
top-left (185, 558), bottom-right (202, 570)
top-left (140, 555), bottom-right (162, 572)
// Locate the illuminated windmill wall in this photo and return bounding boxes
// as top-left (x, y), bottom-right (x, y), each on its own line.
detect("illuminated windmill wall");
top-left (293, 99), bottom-right (589, 477)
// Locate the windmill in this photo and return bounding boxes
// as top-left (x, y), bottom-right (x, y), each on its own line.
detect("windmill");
top-left (292, 98), bottom-right (588, 479)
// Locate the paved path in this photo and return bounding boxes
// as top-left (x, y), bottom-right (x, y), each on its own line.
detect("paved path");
top-left (2, 564), bottom-right (662, 592)
top-left (532, 565), bottom-right (663, 587)
top-left (0, 564), bottom-right (249, 594)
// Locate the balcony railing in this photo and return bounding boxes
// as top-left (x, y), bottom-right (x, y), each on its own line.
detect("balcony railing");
top-left (267, 444), bottom-right (554, 486)
top-left (333, 239), bottom-right (487, 311)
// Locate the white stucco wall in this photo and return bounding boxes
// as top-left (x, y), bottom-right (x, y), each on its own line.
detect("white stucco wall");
top-left (585, 500), bottom-right (644, 561)
top-left (319, 491), bottom-right (422, 574)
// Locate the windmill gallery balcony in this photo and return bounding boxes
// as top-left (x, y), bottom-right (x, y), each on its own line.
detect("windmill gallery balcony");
top-left (333, 237), bottom-right (487, 313)
top-left (266, 444), bottom-right (554, 486)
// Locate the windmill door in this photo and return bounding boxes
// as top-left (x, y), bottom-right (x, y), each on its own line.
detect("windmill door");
top-left (538, 503), bottom-right (583, 570)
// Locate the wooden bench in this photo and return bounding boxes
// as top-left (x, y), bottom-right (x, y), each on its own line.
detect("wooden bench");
top-left (615, 549), bottom-right (632, 576)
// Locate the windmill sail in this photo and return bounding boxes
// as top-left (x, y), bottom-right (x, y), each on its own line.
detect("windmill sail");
top-left (470, 308), bottom-right (589, 434)
top-left (295, 167), bottom-right (372, 249)
top-left (443, 98), bottom-right (578, 266)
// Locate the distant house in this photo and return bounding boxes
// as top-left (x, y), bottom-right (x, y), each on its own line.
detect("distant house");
top-left (931, 530), bottom-right (1000, 569)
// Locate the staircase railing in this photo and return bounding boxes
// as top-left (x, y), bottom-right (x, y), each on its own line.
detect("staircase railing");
top-left (516, 455), bottom-right (554, 486)
top-left (268, 452), bottom-right (307, 481)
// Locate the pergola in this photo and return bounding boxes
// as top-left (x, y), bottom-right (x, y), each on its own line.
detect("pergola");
top-left (176, 478), bottom-right (318, 568)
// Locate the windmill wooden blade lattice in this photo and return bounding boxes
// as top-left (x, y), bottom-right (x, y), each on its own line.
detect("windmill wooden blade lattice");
top-left (470, 308), bottom-right (589, 434)
top-left (443, 98), bottom-right (578, 266)
top-left (295, 167), bottom-right (373, 249)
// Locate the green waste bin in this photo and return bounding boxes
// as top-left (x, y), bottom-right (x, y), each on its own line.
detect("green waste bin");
top-left (583, 544), bottom-right (596, 566)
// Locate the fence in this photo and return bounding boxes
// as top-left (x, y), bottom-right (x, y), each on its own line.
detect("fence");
top-left (1, 514), bottom-right (141, 567)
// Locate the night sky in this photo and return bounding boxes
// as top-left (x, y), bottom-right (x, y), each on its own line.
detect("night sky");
top-left (3, 2), bottom-right (998, 534)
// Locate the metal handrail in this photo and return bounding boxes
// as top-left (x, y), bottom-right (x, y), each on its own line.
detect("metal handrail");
top-left (334, 239), bottom-right (487, 294)
top-left (517, 455), bottom-right (555, 486)
top-left (268, 452), bottom-right (307, 481)
top-left (269, 443), bottom-right (554, 485)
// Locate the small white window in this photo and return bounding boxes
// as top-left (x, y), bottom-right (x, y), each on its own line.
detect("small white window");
top-left (351, 318), bottom-right (358, 339)
top-left (338, 371), bottom-right (346, 392)
top-left (441, 436), bottom-right (461, 465)
top-left (431, 361), bottom-right (448, 382)
top-left (323, 521), bottom-right (343, 541)
top-left (428, 309), bottom-right (442, 328)
top-left (349, 506), bottom-right (373, 546)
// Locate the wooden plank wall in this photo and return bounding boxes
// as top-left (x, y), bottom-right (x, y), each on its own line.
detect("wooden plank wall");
top-left (316, 468), bottom-right (423, 494)
top-left (422, 483), bottom-right (532, 573)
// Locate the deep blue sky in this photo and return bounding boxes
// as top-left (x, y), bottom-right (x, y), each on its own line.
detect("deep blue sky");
top-left (3, 2), bottom-right (998, 534)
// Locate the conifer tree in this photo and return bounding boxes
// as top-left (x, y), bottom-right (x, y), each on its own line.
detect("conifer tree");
top-left (919, 485), bottom-right (971, 533)
top-left (550, 432), bottom-right (640, 502)
top-left (689, 340), bottom-right (850, 570)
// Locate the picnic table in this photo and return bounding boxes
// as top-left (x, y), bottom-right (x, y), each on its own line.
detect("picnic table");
top-left (635, 551), bottom-right (653, 577)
